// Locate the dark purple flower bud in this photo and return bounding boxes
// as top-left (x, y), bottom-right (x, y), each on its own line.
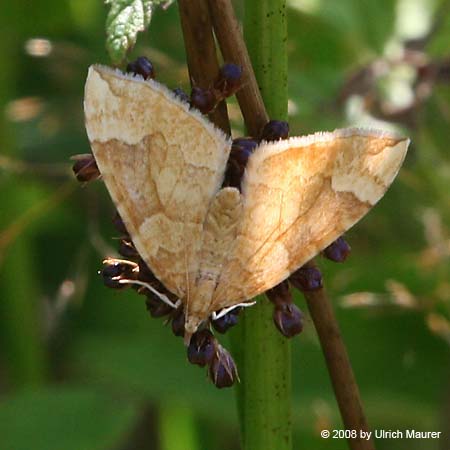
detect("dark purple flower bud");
top-left (223, 138), bottom-right (258, 190)
top-left (266, 280), bottom-right (292, 307)
top-left (102, 276), bottom-right (124, 290)
top-left (322, 236), bottom-right (351, 262)
top-left (71, 154), bottom-right (100, 182)
top-left (118, 239), bottom-right (138, 259)
top-left (273, 303), bottom-right (304, 338)
top-left (133, 259), bottom-right (178, 307)
top-left (102, 259), bottom-right (137, 278)
top-left (209, 345), bottom-right (238, 388)
top-left (212, 308), bottom-right (241, 334)
top-left (112, 212), bottom-right (128, 236)
top-left (260, 120), bottom-right (289, 142)
top-left (126, 56), bottom-right (155, 80)
top-left (290, 265), bottom-right (323, 292)
top-left (190, 87), bottom-right (217, 114)
top-left (137, 258), bottom-right (153, 279)
top-left (173, 87), bottom-right (190, 104)
top-left (171, 308), bottom-right (185, 337)
top-left (101, 259), bottom-right (137, 289)
top-left (232, 137), bottom-right (259, 157)
top-left (137, 258), bottom-right (160, 284)
top-left (214, 63), bottom-right (243, 97)
top-left (145, 295), bottom-right (173, 318)
top-left (187, 329), bottom-right (216, 367)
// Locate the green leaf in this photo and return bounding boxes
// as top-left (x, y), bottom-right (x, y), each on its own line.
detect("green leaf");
top-left (105, 0), bottom-right (172, 64)
top-left (0, 386), bottom-right (141, 450)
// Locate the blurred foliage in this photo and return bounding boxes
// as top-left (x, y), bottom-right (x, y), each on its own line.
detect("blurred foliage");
top-left (0, 0), bottom-right (449, 449)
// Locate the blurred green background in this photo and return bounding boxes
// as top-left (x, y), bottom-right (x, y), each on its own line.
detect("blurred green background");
top-left (0, 1), bottom-right (449, 449)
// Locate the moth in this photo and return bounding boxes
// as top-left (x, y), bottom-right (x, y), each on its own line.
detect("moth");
top-left (84, 65), bottom-right (409, 341)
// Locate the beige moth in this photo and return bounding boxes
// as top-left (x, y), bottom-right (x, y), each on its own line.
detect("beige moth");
top-left (84, 65), bottom-right (409, 341)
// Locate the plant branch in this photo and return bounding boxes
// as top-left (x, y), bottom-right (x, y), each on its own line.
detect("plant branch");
top-left (303, 262), bottom-right (375, 450)
top-left (207, 0), bottom-right (269, 136)
top-left (177, 0), bottom-right (230, 134)
top-left (207, 2), bottom-right (375, 449)
top-left (243, 0), bottom-right (288, 120)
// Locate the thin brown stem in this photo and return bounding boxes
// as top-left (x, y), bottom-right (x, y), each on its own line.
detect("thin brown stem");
top-left (177, 0), bottom-right (230, 134)
top-left (208, 2), bottom-right (375, 449)
top-left (302, 261), bottom-right (375, 450)
top-left (207, 0), bottom-right (269, 136)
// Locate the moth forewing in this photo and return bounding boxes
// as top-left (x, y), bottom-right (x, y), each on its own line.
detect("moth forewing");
top-left (84, 65), bottom-right (231, 305)
top-left (210, 129), bottom-right (409, 311)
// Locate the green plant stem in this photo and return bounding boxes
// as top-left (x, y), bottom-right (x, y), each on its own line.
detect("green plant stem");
top-left (230, 301), bottom-right (291, 450)
top-left (229, 1), bottom-right (291, 449)
top-left (243, 1), bottom-right (288, 121)
top-left (208, 0), bottom-right (291, 447)
top-left (181, 0), bottom-right (291, 445)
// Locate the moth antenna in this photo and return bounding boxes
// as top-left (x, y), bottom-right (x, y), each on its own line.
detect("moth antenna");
top-left (212, 301), bottom-right (256, 320)
top-left (102, 257), bottom-right (137, 267)
top-left (118, 279), bottom-right (178, 309)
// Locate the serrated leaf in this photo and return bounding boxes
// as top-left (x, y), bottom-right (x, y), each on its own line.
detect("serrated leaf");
top-left (105, 0), bottom-right (172, 64)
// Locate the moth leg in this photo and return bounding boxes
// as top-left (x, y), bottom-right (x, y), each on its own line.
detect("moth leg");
top-left (212, 301), bottom-right (256, 320)
top-left (118, 279), bottom-right (179, 309)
